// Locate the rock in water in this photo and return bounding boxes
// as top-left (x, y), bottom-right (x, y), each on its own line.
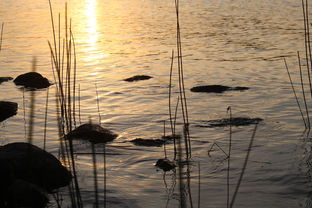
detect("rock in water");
top-left (0, 77), bottom-right (13, 84)
top-left (190, 85), bottom-right (249, 93)
top-left (0, 142), bottom-right (72, 192)
top-left (130, 138), bottom-right (165, 147)
top-left (196, 117), bottom-right (263, 128)
top-left (0, 101), bottom-right (18, 122)
top-left (123, 75), bottom-right (153, 82)
top-left (14, 72), bottom-right (51, 89)
top-left (66, 123), bottom-right (118, 144)
top-left (155, 158), bottom-right (176, 172)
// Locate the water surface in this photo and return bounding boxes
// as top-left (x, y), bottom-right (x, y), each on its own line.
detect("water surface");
top-left (0, 0), bottom-right (310, 207)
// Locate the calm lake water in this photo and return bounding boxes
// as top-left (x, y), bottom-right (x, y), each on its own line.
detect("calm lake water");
top-left (0, 0), bottom-right (311, 207)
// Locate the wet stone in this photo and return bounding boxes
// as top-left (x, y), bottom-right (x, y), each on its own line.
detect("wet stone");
top-left (0, 77), bottom-right (13, 84)
top-left (190, 85), bottom-right (249, 93)
top-left (14, 72), bottom-right (51, 89)
top-left (155, 158), bottom-right (176, 172)
top-left (0, 101), bottom-right (18, 122)
top-left (66, 123), bottom-right (118, 144)
top-left (130, 138), bottom-right (165, 147)
top-left (196, 117), bottom-right (263, 128)
top-left (123, 75), bottom-right (153, 82)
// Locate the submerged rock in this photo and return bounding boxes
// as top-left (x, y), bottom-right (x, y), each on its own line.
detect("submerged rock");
top-left (161, 134), bottom-right (181, 141)
top-left (123, 75), bottom-right (153, 82)
top-left (0, 142), bottom-right (72, 193)
top-left (0, 101), bottom-right (18, 122)
top-left (155, 158), bottom-right (176, 172)
top-left (0, 77), bottom-right (13, 84)
top-left (190, 85), bottom-right (249, 93)
top-left (130, 138), bottom-right (165, 147)
top-left (196, 117), bottom-right (263, 128)
top-left (6, 179), bottom-right (48, 208)
top-left (66, 123), bottom-right (118, 144)
top-left (14, 72), bottom-right (51, 89)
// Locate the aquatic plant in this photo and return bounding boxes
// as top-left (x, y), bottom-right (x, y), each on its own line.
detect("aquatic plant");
top-left (285, 0), bottom-right (312, 129)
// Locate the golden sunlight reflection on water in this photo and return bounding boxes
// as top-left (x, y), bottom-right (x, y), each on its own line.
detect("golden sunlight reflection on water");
top-left (82, 0), bottom-right (107, 63)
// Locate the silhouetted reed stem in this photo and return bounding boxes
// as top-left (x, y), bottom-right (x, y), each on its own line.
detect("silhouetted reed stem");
top-left (103, 145), bottom-right (107, 208)
top-left (95, 83), bottom-right (101, 124)
top-left (198, 162), bottom-right (201, 208)
top-left (227, 107), bottom-right (232, 208)
top-left (91, 143), bottom-right (99, 208)
top-left (284, 59), bottom-right (307, 128)
top-left (43, 88), bottom-right (50, 150)
top-left (27, 57), bottom-right (37, 144)
top-left (0, 23), bottom-right (4, 52)
top-left (297, 52), bottom-right (310, 127)
top-left (174, 0), bottom-right (191, 159)
top-left (230, 124), bottom-right (258, 208)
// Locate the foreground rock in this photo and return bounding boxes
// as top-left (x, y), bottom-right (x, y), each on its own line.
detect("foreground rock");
top-left (190, 85), bottom-right (249, 93)
top-left (0, 101), bottom-right (18, 122)
top-left (196, 117), bottom-right (263, 128)
top-left (14, 72), bottom-right (51, 89)
top-left (0, 77), bottom-right (13, 84)
top-left (0, 142), bottom-right (72, 193)
top-left (66, 123), bottom-right (118, 144)
top-left (6, 179), bottom-right (48, 208)
top-left (123, 75), bottom-right (153, 82)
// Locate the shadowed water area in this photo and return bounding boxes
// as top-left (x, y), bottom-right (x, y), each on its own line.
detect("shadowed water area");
top-left (0, 0), bottom-right (311, 207)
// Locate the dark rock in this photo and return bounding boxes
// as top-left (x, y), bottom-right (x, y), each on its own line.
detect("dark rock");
top-left (14, 72), bottom-right (51, 89)
top-left (123, 75), bottom-right (153, 82)
top-left (155, 158), bottom-right (176, 172)
top-left (0, 101), bottom-right (18, 122)
top-left (233, 86), bottom-right (249, 91)
top-left (66, 123), bottom-right (118, 144)
top-left (130, 138), bottom-right (165, 147)
top-left (6, 179), bottom-right (48, 208)
top-left (190, 85), bottom-right (249, 93)
top-left (196, 117), bottom-right (263, 128)
top-left (0, 142), bottom-right (72, 192)
top-left (0, 77), bottom-right (13, 84)
top-left (161, 134), bottom-right (181, 141)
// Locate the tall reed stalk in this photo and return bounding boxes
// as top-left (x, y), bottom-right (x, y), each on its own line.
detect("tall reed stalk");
top-left (0, 23), bottom-right (4, 52)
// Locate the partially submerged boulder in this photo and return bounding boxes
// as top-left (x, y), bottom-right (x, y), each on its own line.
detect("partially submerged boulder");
top-left (130, 138), bottom-right (165, 147)
top-left (66, 123), bottom-right (118, 144)
top-left (123, 75), bottom-right (153, 82)
top-left (0, 101), bottom-right (18, 122)
top-left (196, 117), bottom-right (263, 128)
top-left (190, 85), bottom-right (249, 93)
top-left (155, 158), bottom-right (176, 172)
top-left (0, 77), bottom-right (13, 84)
top-left (14, 72), bottom-right (51, 89)
top-left (0, 142), bottom-right (72, 193)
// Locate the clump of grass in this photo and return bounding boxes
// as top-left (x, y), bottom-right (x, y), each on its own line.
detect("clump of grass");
top-left (285, 0), bottom-right (312, 130)
top-left (48, 1), bottom-right (83, 207)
